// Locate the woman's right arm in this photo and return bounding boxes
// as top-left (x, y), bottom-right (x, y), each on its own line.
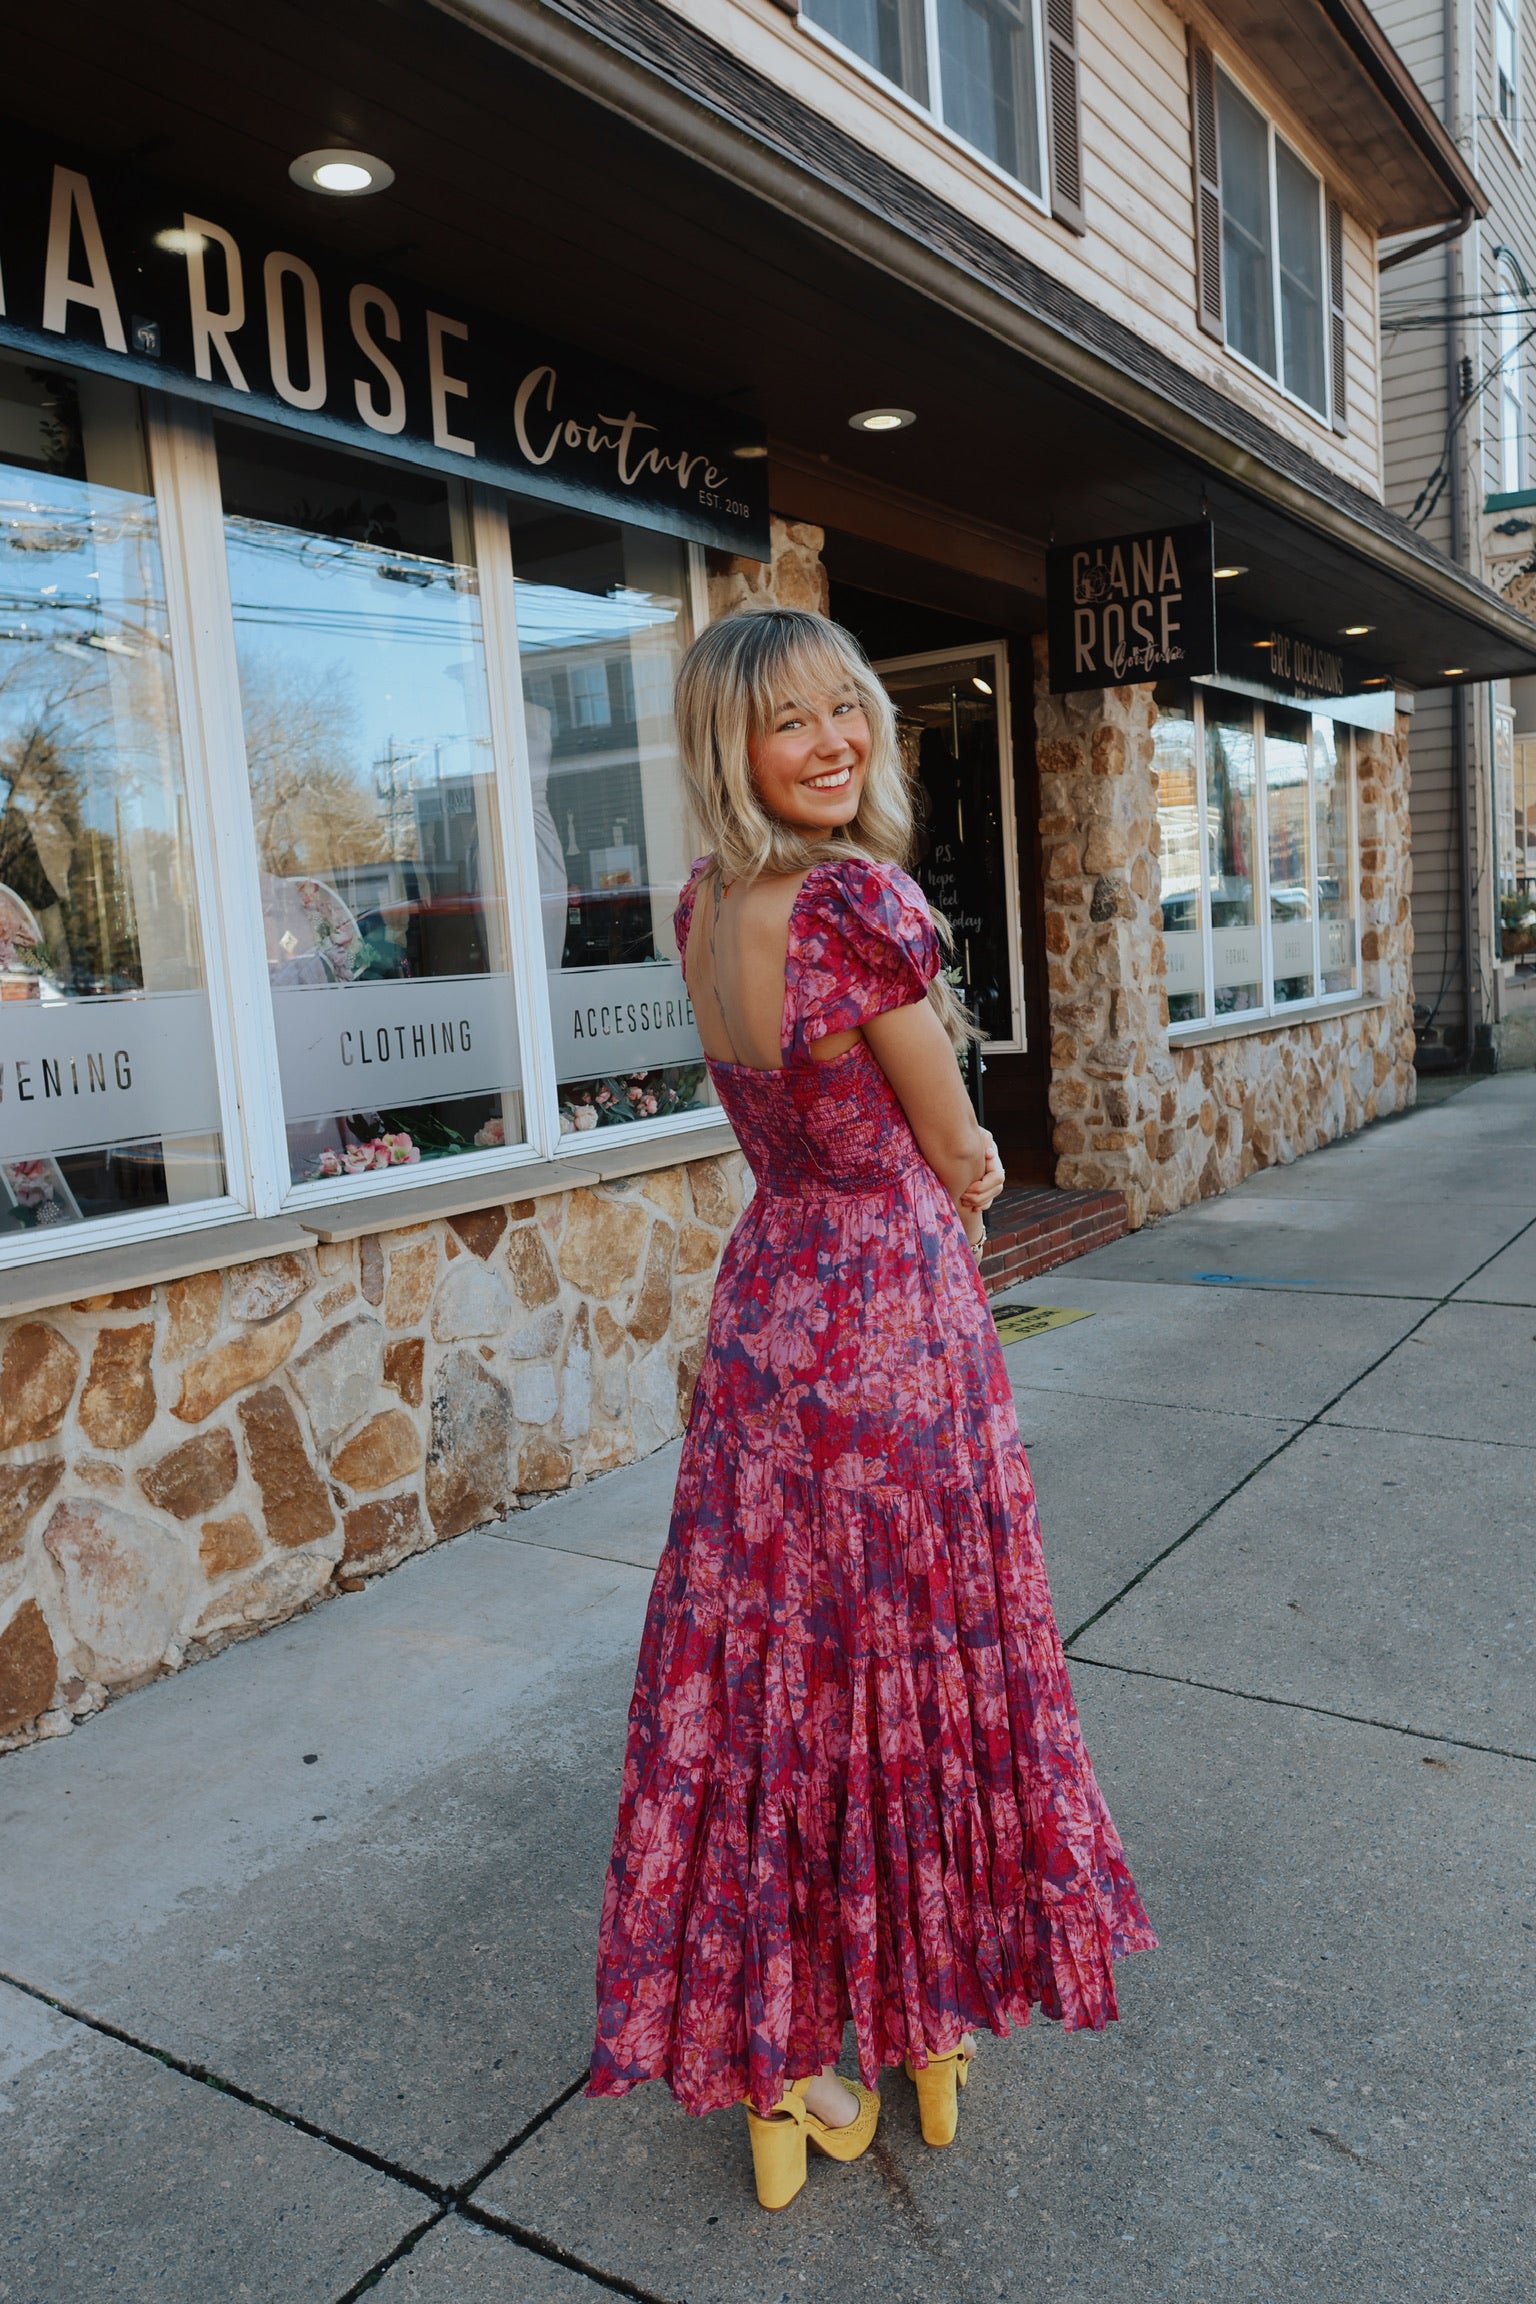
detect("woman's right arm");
top-left (859, 999), bottom-right (990, 1238)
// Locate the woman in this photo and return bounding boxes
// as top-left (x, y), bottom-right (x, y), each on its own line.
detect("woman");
top-left (588, 608), bottom-right (1153, 2208)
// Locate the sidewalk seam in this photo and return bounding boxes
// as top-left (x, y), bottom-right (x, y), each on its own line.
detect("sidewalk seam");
top-left (1064, 1211), bottom-right (1536, 1649)
top-left (457, 2199), bottom-right (680, 2303)
top-left (1070, 1655), bottom-right (1536, 1765)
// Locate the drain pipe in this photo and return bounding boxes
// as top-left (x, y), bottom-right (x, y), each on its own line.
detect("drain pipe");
top-left (1444, 0), bottom-right (1479, 1065)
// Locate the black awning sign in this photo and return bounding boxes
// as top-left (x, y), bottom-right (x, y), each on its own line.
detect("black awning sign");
top-left (1047, 522), bottom-right (1216, 692)
top-left (0, 131), bottom-right (769, 558)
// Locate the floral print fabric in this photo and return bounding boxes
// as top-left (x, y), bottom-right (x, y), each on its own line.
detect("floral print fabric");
top-left (589, 856), bottom-right (1154, 2119)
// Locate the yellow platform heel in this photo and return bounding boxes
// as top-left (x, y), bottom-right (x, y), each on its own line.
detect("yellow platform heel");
top-left (903, 2045), bottom-right (972, 2147)
top-left (744, 2073), bottom-right (881, 2210)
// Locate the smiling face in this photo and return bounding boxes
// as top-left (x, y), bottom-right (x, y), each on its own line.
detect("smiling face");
top-left (747, 681), bottom-right (871, 833)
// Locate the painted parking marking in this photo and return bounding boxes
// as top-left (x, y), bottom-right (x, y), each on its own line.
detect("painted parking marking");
top-left (992, 1303), bottom-right (1094, 1343)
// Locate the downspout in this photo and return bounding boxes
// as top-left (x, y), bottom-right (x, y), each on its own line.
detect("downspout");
top-left (1445, 0), bottom-right (1478, 1062)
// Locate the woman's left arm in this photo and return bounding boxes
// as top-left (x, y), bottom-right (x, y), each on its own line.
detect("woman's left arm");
top-left (860, 1001), bottom-right (1006, 1246)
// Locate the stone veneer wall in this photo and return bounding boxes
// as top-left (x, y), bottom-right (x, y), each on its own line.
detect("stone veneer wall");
top-left (0, 1152), bottom-right (750, 1751)
top-left (1035, 639), bottom-right (1416, 1226)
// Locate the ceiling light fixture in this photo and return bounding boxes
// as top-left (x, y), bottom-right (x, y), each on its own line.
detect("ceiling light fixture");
top-left (849, 407), bottom-right (915, 433)
top-left (972, 675), bottom-right (993, 695)
top-left (1443, 666), bottom-right (1467, 677)
top-left (733, 444), bottom-right (768, 460)
top-left (153, 226), bottom-right (208, 255)
top-left (1342, 623), bottom-right (1374, 637)
top-left (289, 148), bottom-right (395, 197)
top-left (1213, 564), bottom-right (1248, 579)
top-left (1361, 676), bottom-right (1389, 687)
top-left (1253, 637), bottom-right (1274, 648)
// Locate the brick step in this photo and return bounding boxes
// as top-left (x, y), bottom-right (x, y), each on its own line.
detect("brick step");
top-left (976, 1185), bottom-right (1127, 1296)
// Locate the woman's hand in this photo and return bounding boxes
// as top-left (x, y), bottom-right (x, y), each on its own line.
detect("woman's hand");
top-left (960, 1133), bottom-right (1005, 1214)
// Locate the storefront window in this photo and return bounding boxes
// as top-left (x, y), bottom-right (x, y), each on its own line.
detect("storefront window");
top-left (1162, 687), bottom-right (1361, 1032)
top-left (1205, 695), bottom-right (1263, 1014)
top-left (217, 422), bottom-right (525, 1184)
top-left (1265, 705), bottom-right (1314, 1004)
top-left (0, 356), bottom-right (225, 1236)
top-left (508, 500), bottom-right (706, 1133)
top-left (1151, 685), bottom-right (1204, 1025)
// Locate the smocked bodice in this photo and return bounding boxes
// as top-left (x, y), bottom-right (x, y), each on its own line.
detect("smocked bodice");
top-left (706, 1045), bottom-right (924, 1198)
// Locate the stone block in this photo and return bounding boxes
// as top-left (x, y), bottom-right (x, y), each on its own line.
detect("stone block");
top-left (0, 1324), bottom-right (80, 1450)
top-left (426, 1349), bottom-right (513, 1539)
top-left (384, 1239), bottom-right (437, 1327)
top-left (630, 1343), bottom-right (680, 1456)
top-left (449, 1207), bottom-right (507, 1259)
top-left (557, 1187), bottom-right (649, 1298)
top-left (517, 1433), bottom-right (572, 1493)
top-left (43, 1499), bottom-right (193, 1681)
top-left (227, 1253), bottom-right (313, 1322)
top-left (78, 1324), bottom-right (157, 1449)
top-left (561, 1306), bottom-right (591, 1442)
top-left (676, 1221), bottom-right (719, 1274)
top-left (512, 1361), bottom-right (559, 1427)
top-left (288, 1317), bottom-right (385, 1450)
top-left (199, 1513), bottom-right (263, 1578)
top-left (343, 1490), bottom-right (424, 1567)
top-left (238, 1388), bottom-right (337, 1551)
top-left (194, 1548), bottom-right (330, 1639)
top-left (383, 1337), bottom-right (424, 1406)
top-left (432, 1257), bottom-right (512, 1341)
top-left (0, 1460), bottom-right (64, 1566)
top-left (0, 1598), bottom-right (57, 1735)
top-left (639, 1166), bottom-right (685, 1221)
top-left (507, 1224), bottom-right (561, 1308)
top-left (626, 1222), bottom-right (675, 1345)
top-left (165, 1270), bottom-right (222, 1358)
top-left (331, 1410), bottom-right (422, 1494)
top-left (505, 1305), bottom-right (563, 1361)
top-left (687, 1157), bottom-right (738, 1230)
top-left (173, 1308), bottom-right (302, 1424)
top-left (138, 1429), bottom-right (238, 1520)
top-left (358, 1234), bottom-right (384, 1305)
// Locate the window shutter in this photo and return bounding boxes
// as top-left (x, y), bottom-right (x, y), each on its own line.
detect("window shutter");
top-left (1045, 0), bottom-right (1086, 235)
top-left (1327, 195), bottom-right (1348, 434)
top-left (1190, 36), bottom-right (1224, 341)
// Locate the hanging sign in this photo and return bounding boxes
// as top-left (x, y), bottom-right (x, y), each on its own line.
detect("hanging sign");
top-left (1213, 610), bottom-right (1390, 708)
top-left (1047, 523), bottom-right (1216, 692)
top-left (0, 128), bottom-right (769, 557)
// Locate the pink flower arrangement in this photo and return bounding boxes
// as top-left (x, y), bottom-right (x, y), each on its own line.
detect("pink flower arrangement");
top-left (8, 1159), bottom-right (53, 1207)
top-left (473, 1116), bottom-right (506, 1149)
top-left (315, 1130), bottom-right (420, 1178)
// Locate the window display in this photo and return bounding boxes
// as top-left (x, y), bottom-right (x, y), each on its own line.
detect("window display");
top-left (1205, 694), bottom-right (1263, 1014)
top-left (217, 421), bottom-right (526, 1184)
top-left (1150, 685), bottom-right (1204, 1025)
top-left (1265, 704), bottom-right (1314, 1004)
top-left (510, 499), bottom-right (706, 1132)
top-left (0, 355), bottom-right (225, 1235)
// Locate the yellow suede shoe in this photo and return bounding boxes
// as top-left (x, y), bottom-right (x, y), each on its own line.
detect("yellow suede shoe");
top-left (903, 2045), bottom-right (972, 2147)
top-left (744, 2074), bottom-right (881, 2209)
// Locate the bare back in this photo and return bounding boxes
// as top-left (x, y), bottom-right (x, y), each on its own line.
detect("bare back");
top-left (685, 868), bottom-right (860, 1070)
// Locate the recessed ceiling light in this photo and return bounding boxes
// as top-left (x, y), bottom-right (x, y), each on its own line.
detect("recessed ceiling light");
top-left (733, 444), bottom-right (768, 460)
top-left (972, 675), bottom-right (993, 695)
top-left (1361, 676), bottom-right (1389, 686)
top-left (849, 407), bottom-right (915, 433)
top-left (289, 148), bottom-right (395, 197)
top-left (1213, 564), bottom-right (1247, 579)
top-left (1443, 666), bottom-right (1467, 676)
top-left (1342, 623), bottom-right (1374, 636)
top-left (1253, 638), bottom-right (1274, 648)
top-left (153, 226), bottom-right (208, 255)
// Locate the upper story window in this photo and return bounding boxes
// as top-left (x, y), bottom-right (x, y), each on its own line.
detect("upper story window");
top-left (1216, 72), bottom-right (1328, 415)
top-left (1497, 0), bottom-right (1520, 138)
top-left (1499, 262), bottom-right (1525, 493)
top-left (804, 0), bottom-right (1049, 200)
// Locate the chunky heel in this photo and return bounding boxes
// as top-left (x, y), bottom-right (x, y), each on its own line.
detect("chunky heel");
top-left (746, 2093), bottom-right (809, 2211)
top-left (904, 2047), bottom-right (970, 2147)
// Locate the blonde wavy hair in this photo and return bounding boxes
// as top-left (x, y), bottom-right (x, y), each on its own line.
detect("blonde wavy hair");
top-left (674, 606), bottom-right (976, 1050)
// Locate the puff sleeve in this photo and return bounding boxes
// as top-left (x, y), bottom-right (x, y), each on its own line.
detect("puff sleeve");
top-left (786, 857), bottom-right (940, 1059)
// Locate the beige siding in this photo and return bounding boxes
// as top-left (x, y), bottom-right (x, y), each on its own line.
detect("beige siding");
top-left (677, 0), bottom-right (1387, 502)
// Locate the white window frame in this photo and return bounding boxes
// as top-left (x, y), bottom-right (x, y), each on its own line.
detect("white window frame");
top-left (1496, 0), bottom-right (1521, 148)
top-left (1159, 687), bottom-right (1362, 1039)
top-left (0, 383), bottom-right (720, 1270)
top-left (800, 0), bottom-right (1053, 215)
top-left (1214, 65), bottom-right (1333, 425)
top-left (1499, 264), bottom-right (1526, 494)
top-left (872, 639), bottom-right (1027, 1052)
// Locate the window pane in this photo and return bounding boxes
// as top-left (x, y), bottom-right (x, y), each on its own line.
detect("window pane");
top-left (217, 421), bottom-right (525, 1183)
top-left (1313, 717), bottom-right (1356, 993)
top-left (1218, 74), bottom-right (1277, 377)
top-left (1500, 286), bottom-right (1524, 494)
top-left (1265, 705), bottom-right (1313, 1003)
top-left (1204, 695), bottom-right (1263, 1012)
top-left (935, 0), bottom-right (1042, 192)
top-left (1152, 684), bottom-right (1205, 1024)
top-left (1275, 141), bottom-right (1327, 412)
top-left (884, 652), bottom-right (1015, 1040)
top-left (805, 0), bottom-right (930, 103)
top-left (510, 504), bottom-right (707, 1133)
top-left (0, 355), bottom-right (225, 1236)
top-left (1498, 3), bottom-right (1518, 126)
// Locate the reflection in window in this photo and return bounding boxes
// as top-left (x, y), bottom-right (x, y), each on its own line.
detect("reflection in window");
top-left (1265, 706), bottom-right (1314, 1003)
top-left (1151, 685), bottom-right (1204, 1025)
top-left (805, 0), bottom-right (930, 105)
top-left (0, 356), bottom-right (224, 1235)
top-left (1205, 696), bottom-right (1263, 1014)
top-left (1313, 718), bottom-right (1356, 993)
top-left (217, 422), bottom-right (524, 1183)
top-left (1275, 142), bottom-right (1327, 414)
top-left (935, 0), bottom-right (1042, 191)
top-left (1218, 69), bottom-right (1329, 416)
top-left (510, 502), bottom-right (706, 1131)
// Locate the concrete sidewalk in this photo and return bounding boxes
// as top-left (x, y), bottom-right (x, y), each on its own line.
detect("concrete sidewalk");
top-left (2, 1074), bottom-right (1532, 2304)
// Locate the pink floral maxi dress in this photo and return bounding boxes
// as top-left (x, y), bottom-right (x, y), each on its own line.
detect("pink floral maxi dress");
top-left (588, 856), bottom-right (1154, 2119)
